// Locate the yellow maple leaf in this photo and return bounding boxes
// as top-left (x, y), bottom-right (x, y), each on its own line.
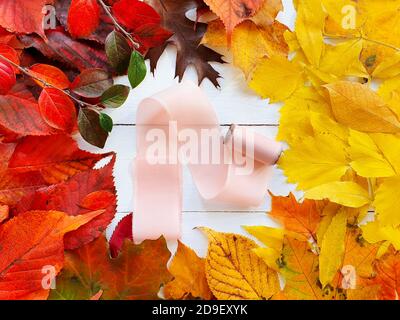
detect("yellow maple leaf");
top-left (201, 228), bottom-right (280, 300)
top-left (164, 241), bottom-right (213, 300)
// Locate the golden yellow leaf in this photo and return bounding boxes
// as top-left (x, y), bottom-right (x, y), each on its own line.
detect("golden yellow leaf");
top-left (325, 81), bottom-right (400, 133)
top-left (348, 130), bottom-right (397, 178)
top-left (305, 181), bottom-right (371, 208)
top-left (319, 208), bottom-right (348, 286)
top-left (362, 219), bottom-right (400, 250)
top-left (279, 135), bottom-right (349, 190)
top-left (295, 0), bottom-right (325, 66)
top-left (164, 241), bottom-right (213, 300)
top-left (201, 228), bottom-right (280, 300)
top-left (378, 76), bottom-right (400, 118)
top-left (249, 55), bottom-right (303, 102)
top-left (203, 20), bottom-right (288, 77)
top-left (373, 176), bottom-right (400, 227)
top-left (251, 0), bottom-right (283, 27)
top-left (373, 52), bottom-right (400, 79)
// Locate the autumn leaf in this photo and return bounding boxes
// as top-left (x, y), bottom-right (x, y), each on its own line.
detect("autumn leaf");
top-left (67, 0), bottom-right (101, 38)
top-left (145, 0), bottom-right (224, 87)
top-left (71, 68), bottom-right (113, 98)
top-left (0, 0), bottom-right (51, 37)
top-left (13, 155), bottom-right (117, 250)
top-left (165, 241), bottom-right (213, 300)
top-left (49, 235), bottom-right (172, 300)
top-left (109, 213), bottom-right (133, 258)
top-left (8, 134), bottom-right (110, 184)
top-left (325, 81), bottom-right (400, 134)
top-left (268, 193), bottom-right (321, 241)
top-left (373, 248), bottom-right (400, 300)
top-left (38, 88), bottom-right (77, 133)
top-left (20, 28), bottom-right (111, 72)
top-left (201, 228), bottom-right (280, 300)
top-left (0, 210), bottom-right (102, 300)
top-left (28, 64), bottom-right (71, 90)
top-left (203, 0), bottom-right (265, 40)
top-left (0, 59), bottom-right (16, 95)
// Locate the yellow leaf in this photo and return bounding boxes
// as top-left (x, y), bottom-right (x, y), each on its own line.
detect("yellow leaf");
top-left (325, 81), bottom-right (400, 133)
top-left (373, 176), bottom-right (400, 227)
top-left (251, 0), bottom-right (283, 27)
top-left (373, 51), bottom-right (400, 79)
top-left (295, 0), bottom-right (325, 66)
top-left (201, 228), bottom-right (280, 300)
top-left (305, 181), bottom-right (370, 208)
top-left (378, 76), bottom-right (400, 118)
top-left (203, 20), bottom-right (288, 78)
top-left (164, 241), bottom-right (213, 300)
top-left (362, 220), bottom-right (400, 250)
top-left (348, 130), bottom-right (397, 178)
top-left (319, 208), bottom-right (348, 286)
top-left (249, 55), bottom-right (303, 102)
top-left (279, 135), bottom-right (349, 190)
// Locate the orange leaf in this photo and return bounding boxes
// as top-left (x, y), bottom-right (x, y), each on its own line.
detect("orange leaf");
top-left (374, 249), bottom-right (400, 300)
top-left (269, 193), bottom-right (321, 241)
top-left (38, 88), bottom-right (77, 133)
top-left (49, 235), bottom-right (172, 300)
top-left (0, 44), bottom-right (20, 73)
top-left (165, 241), bottom-right (213, 300)
top-left (29, 64), bottom-right (71, 89)
top-left (0, 210), bottom-right (102, 300)
top-left (0, 205), bottom-right (8, 223)
top-left (204, 0), bottom-right (265, 40)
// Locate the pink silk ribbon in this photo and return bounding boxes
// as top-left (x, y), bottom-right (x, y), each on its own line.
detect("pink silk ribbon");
top-left (133, 82), bottom-right (282, 242)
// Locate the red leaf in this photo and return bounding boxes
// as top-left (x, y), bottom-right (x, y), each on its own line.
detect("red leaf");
top-left (0, 44), bottom-right (20, 73)
top-left (8, 134), bottom-right (111, 184)
top-left (14, 155), bottom-right (117, 250)
top-left (29, 64), bottom-right (71, 89)
top-left (113, 0), bottom-right (160, 31)
top-left (135, 23), bottom-right (173, 50)
top-left (7, 83), bottom-right (36, 102)
top-left (0, 95), bottom-right (56, 137)
top-left (109, 213), bottom-right (133, 258)
top-left (38, 88), bottom-right (77, 132)
top-left (20, 28), bottom-right (111, 72)
top-left (0, 0), bottom-right (51, 37)
top-left (68, 0), bottom-right (101, 38)
top-left (0, 60), bottom-right (15, 95)
top-left (0, 210), bottom-right (102, 299)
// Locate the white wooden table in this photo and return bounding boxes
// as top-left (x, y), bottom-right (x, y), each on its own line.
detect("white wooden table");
top-left (77, 0), bottom-right (297, 257)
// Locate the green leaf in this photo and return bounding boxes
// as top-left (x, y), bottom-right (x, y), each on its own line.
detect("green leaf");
top-left (105, 31), bottom-right (132, 74)
top-left (71, 69), bottom-right (113, 98)
top-left (78, 108), bottom-right (108, 148)
top-left (101, 84), bottom-right (130, 108)
top-left (99, 113), bottom-right (113, 133)
top-left (128, 51), bottom-right (146, 89)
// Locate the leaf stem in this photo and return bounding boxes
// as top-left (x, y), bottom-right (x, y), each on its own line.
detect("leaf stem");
top-left (97, 0), bottom-right (140, 49)
top-left (0, 54), bottom-right (100, 109)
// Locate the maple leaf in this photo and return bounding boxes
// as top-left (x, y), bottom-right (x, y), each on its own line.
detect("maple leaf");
top-left (268, 193), bottom-right (321, 242)
top-left (165, 241), bottom-right (213, 300)
top-left (373, 249), bottom-right (400, 300)
top-left (49, 235), bottom-right (172, 300)
top-left (0, 210), bottom-right (102, 300)
top-left (203, 0), bottom-right (265, 40)
top-left (201, 228), bottom-right (280, 300)
top-left (14, 155), bottom-right (117, 250)
top-left (0, 0), bottom-right (52, 37)
top-left (145, 0), bottom-right (224, 87)
top-left (20, 28), bottom-right (111, 72)
top-left (203, 19), bottom-right (288, 78)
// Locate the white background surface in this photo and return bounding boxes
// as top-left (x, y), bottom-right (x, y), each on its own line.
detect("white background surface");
top-left (77, 0), bottom-right (297, 256)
